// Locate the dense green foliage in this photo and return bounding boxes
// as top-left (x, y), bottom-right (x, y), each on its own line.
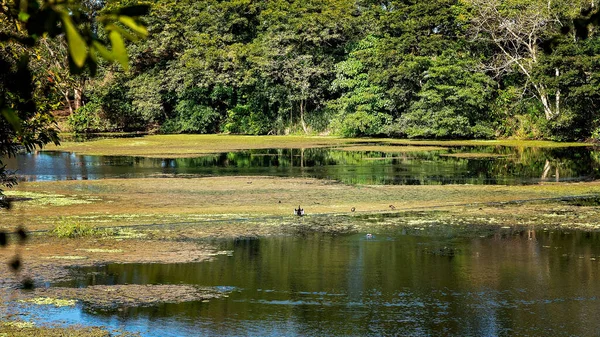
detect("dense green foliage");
top-left (0, 0), bottom-right (147, 193)
top-left (66, 0), bottom-right (600, 140)
top-left (5, 0), bottom-right (600, 141)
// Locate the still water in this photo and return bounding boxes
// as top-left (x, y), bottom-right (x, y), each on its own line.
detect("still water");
top-left (21, 227), bottom-right (600, 336)
top-left (4, 145), bottom-right (600, 184)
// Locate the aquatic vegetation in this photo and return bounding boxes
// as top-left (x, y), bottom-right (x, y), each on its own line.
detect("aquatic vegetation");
top-left (44, 255), bottom-right (88, 260)
top-left (2, 321), bottom-right (35, 328)
top-left (3, 191), bottom-right (92, 207)
top-left (20, 297), bottom-right (76, 307)
top-left (44, 135), bottom-right (592, 159)
top-left (77, 248), bottom-right (124, 253)
top-left (45, 135), bottom-right (350, 157)
top-left (51, 219), bottom-right (100, 238)
top-left (26, 285), bottom-right (229, 310)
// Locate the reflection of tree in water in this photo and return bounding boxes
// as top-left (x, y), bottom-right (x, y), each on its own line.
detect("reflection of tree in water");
top-left (8, 145), bottom-right (600, 185)
top-left (464, 146), bottom-right (599, 184)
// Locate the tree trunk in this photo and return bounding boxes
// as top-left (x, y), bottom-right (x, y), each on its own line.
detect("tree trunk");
top-left (74, 88), bottom-right (82, 111)
top-left (542, 160), bottom-right (551, 180)
top-left (537, 84), bottom-right (554, 120)
top-left (555, 68), bottom-right (560, 118)
top-left (63, 92), bottom-right (73, 115)
top-left (300, 100), bottom-right (308, 134)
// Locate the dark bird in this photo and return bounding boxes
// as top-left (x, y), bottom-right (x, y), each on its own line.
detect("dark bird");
top-left (389, 205), bottom-right (396, 210)
top-left (294, 205), bottom-right (304, 216)
top-left (351, 207), bottom-right (356, 212)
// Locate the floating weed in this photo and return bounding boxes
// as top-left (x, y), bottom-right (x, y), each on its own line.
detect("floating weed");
top-left (112, 229), bottom-right (146, 239)
top-left (20, 297), bottom-right (76, 307)
top-left (3, 191), bottom-right (91, 207)
top-left (77, 248), bottom-right (123, 253)
top-left (44, 256), bottom-right (88, 260)
top-left (3, 321), bottom-right (35, 328)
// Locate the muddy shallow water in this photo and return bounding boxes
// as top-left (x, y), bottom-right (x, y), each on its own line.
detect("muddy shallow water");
top-left (5, 145), bottom-right (600, 184)
top-left (13, 227), bottom-right (600, 336)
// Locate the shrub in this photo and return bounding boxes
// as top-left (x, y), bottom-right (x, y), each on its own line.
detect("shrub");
top-left (591, 127), bottom-right (600, 142)
top-left (67, 103), bottom-right (109, 133)
top-left (224, 104), bottom-right (272, 135)
top-left (511, 114), bottom-right (547, 140)
top-left (161, 103), bottom-right (220, 134)
top-left (332, 111), bottom-right (391, 137)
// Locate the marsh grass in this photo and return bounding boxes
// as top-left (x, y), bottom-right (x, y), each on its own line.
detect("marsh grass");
top-left (50, 218), bottom-right (114, 238)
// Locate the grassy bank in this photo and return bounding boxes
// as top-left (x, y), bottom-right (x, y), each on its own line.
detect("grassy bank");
top-left (43, 134), bottom-right (592, 158)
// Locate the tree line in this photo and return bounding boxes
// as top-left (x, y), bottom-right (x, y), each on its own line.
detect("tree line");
top-left (7, 0), bottom-right (600, 141)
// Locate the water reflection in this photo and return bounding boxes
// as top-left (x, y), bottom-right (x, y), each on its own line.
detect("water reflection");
top-left (39, 228), bottom-right (600, 336)
top-left (4, 145), bottom-right (600, 185)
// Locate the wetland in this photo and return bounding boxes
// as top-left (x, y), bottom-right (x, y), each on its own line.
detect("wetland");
top-left (2, 135), bottom-right (600, 336)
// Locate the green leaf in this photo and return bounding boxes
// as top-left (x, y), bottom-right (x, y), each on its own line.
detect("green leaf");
top-left (109, 30), bottom-right (129, 71)
top-left (119, 16), bottom-right (148, 38)
top-left (91, 41), bottom-right (115, 61)
top-left (2, 109), bottom-right (22, 132)
top-left (18, 11), bottom-right (30, 22)
top-left (61, 13), bottom-right (87, 68)
top-left (106, 23), bottom-right (138, 42)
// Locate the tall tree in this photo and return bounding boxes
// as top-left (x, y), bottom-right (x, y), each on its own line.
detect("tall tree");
top-left (466, 0), bottom-right (593, 120)
top-left (254, 0), bottom-right (356, 133)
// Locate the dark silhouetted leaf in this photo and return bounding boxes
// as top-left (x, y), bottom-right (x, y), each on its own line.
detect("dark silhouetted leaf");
top-left (21, 278), bottom-right (34, 290)
top-left (0, 198), bottom-right (11, 210)
top-left (16, 227), bottom-right (27, 243)
top-left (2, 109), bottom-right (22, 132)
top-left (9, 256), bottom-right (21, 271)
top-left (0, 232), bottom-right (7, 247)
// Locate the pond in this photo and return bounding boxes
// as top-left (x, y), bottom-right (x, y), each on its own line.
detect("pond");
top-left (4, 144), bottom-right (600, 185)
top-left (15, 227), bottom-right (600, 336)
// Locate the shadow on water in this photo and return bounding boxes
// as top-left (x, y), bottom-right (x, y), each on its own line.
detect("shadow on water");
top-left (4, 144), bottom-right (600, 185)
top-left (29, 227), bottom-right (600, 336)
